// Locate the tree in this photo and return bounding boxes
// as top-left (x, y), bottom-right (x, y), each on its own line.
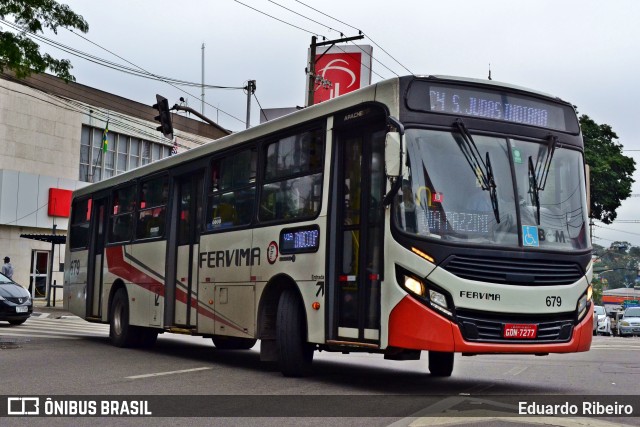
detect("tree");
top-left (581, 114), bottom-right (635, 224)
top-left (0, 0), bottom-right (88, 82)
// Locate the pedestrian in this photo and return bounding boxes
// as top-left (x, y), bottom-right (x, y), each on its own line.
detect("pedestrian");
top-left (2, 256), bottom-right (14, 280)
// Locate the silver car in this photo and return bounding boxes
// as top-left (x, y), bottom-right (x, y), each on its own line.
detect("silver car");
top-left (618, 307), bottom-right (640, 337)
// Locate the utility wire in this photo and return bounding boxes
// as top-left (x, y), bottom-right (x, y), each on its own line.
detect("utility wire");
top-left (294, 0), bottom-right (413, 75)
top-left (67, 26), bottom-right (244, 89)
top-left (268, 0), bottom-right (397, 78)
top-left (1, 20), bottom-right (242, 89)
top-left (252, 92), bottom-right (269, 123)
top-left (232, 0), bottom-right (317, 35)
top-left (231, 0), bottom-right (390, 79)
top-left (594, 224), bottom-right (640, 237)
top-left (268, 0), bottom-right (398, 77)
top-left (0, 79), bottom-right (210, 148)
top-left (267, 0), bottom-right (344, 36)
top-left (1, 19), bottom-right (247, 125)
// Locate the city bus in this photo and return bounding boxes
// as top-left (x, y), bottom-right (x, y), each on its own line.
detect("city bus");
top-left (64, 75), bottom-right (593, 377)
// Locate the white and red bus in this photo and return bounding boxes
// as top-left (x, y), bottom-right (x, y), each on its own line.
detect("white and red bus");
top-left (64, 75), bottom-right (593, 377)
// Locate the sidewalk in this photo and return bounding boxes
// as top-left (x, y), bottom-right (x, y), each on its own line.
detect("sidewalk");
top-left (32, 299), bottom-right (76, 319)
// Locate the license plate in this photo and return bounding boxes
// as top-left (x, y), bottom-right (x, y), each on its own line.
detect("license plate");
top-left (503, 323), bottom-right (537, 339)
top-left (15, 306), bottom-right (28, 313)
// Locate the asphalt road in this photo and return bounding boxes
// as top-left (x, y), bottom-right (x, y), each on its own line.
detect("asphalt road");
top-left (1, 315), bottom-right (639, 427)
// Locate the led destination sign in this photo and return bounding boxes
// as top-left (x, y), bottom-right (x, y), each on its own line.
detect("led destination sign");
top-left (280, 225), bottom-right (320, 254)
top-left (406, 81), bottom-right (578, 132)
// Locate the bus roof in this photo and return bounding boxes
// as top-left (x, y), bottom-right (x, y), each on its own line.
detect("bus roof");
top-left (71, 76), bottom-right (399, 198)
top-left (71, 74), bottom-right (570, 199)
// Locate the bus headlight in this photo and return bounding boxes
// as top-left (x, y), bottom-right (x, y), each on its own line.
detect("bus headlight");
top-left (404, 276), bottom-right (425, 297)
top-left (587, 284), bottom-right (593, 302)
top-left (428, 289), bottom-right (452, 317)
top-left (577, 293), bottom-right (588, 321)
top-left (396, 266), bottom-right (454, 318)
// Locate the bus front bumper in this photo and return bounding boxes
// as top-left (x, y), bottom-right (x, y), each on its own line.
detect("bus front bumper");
top-left (388, 295), bottom-right (593, 354)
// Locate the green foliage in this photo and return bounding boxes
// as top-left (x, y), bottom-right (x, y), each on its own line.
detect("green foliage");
top-left (0, 0), bottom-right (88, 82)
top-left (593, 244), bottom-right (639, 291)
top-left (591, 277), bottom-right (604, 305)
top-left (581, 114), bottom-right (635, 224)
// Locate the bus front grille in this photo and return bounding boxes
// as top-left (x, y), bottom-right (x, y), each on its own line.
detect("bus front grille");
top-left (456, 309), bottom-right (575, 343)
top-left (442, 255), bottom-right (584, 286)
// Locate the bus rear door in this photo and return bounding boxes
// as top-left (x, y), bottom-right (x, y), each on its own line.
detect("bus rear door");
top-left (167, 170), bottom-right (204, 329)
top-left (86, 195), bottom-right (108, 319)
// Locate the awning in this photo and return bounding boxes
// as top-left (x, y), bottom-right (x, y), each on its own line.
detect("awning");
top-left (20, 234), bottom-right (67, 244)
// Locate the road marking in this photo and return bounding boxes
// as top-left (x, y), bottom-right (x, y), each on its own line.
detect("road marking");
top-left (126, 367), bottom-right (212, 379)
top-left (508, 366), bottom-right (529, 376)
top-left (591, 345), bottom-right (640, 350)
top-left (0, 331), bottom-right (80, 340)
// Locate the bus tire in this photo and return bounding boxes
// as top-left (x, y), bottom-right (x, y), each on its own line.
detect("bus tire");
top-left (212, 337), bottom-right (257, 350)
top-left (110, 288), bottom-right (137, 348)
top-left (429, 351), bottom-right (454, 377)
top-left (277, 288), bottom-right (313, 377)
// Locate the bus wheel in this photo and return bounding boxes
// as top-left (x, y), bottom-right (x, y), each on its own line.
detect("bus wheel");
top-left (277, 288), bottom-right (313, 377)
top-left (212, 337), bottom-right (257, 350)
top-left (110, 289), bottom-right (137, 348)
top-left (429, 351), bottom-right (454, 377)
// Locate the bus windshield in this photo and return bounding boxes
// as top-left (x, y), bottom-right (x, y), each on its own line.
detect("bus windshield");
top-left (395, 129), bottom-right (589, 250)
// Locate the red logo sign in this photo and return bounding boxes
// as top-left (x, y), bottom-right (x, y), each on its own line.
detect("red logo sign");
top-left (267, 241), bottom-right (279, 265)
top-left (314, 52), bottom-right (362, 104)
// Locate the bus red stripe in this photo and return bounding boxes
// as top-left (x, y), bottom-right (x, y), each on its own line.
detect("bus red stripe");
top-left (105, 246), bottom-right (247, 334)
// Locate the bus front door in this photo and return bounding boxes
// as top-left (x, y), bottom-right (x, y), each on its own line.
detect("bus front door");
top-left (332, 127), bottom-right (386, 345)
top-left (171, 172), bottom-right (204, 328)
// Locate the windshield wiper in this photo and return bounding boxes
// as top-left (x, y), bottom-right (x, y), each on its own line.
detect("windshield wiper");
top-left (535, 135), bottom-right (558, 191)
top-left (527, 135), bottom-right (558, 225)
top-left (485, 152), bottom-right (500, 223)
top-left (528, 156), bottom-right (541, 224)
top-left (453, 119), bottom-right (500, 223)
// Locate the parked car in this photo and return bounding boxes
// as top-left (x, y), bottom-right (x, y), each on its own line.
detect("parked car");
top-left (0, 272), bottom-right (32, 325)
top-left (593, 305), bottom-right (611, 336)
top-left (618, 307), bottom-right (640, 337)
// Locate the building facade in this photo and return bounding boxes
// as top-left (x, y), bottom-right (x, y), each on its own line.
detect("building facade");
top-left (0, 72), bottom-right (228, 302)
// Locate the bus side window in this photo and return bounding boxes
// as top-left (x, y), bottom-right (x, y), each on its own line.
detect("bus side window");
top-left (136, 177), bottom-right (168, 239)
top-left (207, 148), bottom-right (256, 230)
top-left (259, 128), bottom-right (324, 222)
top-left (70, 198), bottom-right (92, 249)
top-left (109, 184), bottom-right (135, 243)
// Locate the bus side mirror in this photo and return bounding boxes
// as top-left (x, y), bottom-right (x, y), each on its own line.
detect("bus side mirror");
top-left (385, 131), bottom-right (402, 179)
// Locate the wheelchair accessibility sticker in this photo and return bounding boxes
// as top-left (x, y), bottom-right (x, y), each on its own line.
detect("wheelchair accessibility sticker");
top-left (522, 225), bottom-right (539, 247)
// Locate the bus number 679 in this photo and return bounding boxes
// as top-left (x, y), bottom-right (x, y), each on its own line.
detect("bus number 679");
top-left (546, 296), bottom-right (562, 307)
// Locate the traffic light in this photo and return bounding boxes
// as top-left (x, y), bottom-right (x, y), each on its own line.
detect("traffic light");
top-left (152, 94), bottom-right (173, 139)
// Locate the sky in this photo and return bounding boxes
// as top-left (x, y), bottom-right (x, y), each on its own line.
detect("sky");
top-left (16, 0), bottom-right (640, 246)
